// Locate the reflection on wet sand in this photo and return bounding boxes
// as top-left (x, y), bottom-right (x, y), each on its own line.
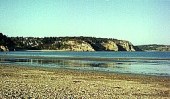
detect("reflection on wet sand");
top-left (0, 58), bottom-right (128, 67)
top-left (0, 57), bottom-right (170, 76)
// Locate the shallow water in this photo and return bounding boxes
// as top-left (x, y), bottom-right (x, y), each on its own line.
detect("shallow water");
top-left (1, 51), bottom-right (170, 58)
top-left (0, 51), bottom-right (170, 76)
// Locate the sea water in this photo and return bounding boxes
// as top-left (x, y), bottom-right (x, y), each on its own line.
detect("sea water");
top-left (0, 51), bottom-right (170, 76)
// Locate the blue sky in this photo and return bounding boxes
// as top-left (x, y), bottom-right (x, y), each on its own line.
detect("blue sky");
top-left (0, 0), bottom-right (170, 45)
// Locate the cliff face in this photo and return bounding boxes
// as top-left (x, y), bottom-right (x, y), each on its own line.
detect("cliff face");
top-left (116, 40), bottom-right (135, 51)
top-left (101, 40), bottom-right (118, 51)
top-left (0, 31), bottom-right (140, 52)
top-left (59, 40), bottom-right (95, 51)
top-left (57, 40), bottom-right (135, 52)
top-left (10, 36), bottom-right (138, 51)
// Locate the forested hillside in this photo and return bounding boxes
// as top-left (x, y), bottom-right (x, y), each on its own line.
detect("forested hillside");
top-left (137, 44), bottom-right (170, 51)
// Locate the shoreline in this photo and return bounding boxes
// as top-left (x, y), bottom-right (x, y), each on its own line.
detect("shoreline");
top-left (1, 54), bottom-right (170, 61)
top-left (1, 54), bottom-right (170, 77)
top-left (0, 64), bottom-right (170, 98)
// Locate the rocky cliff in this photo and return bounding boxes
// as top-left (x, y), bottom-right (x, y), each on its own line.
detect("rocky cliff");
top-left (58, 40), bottom-right (95, 51)
top-left (116, 40), bottom-right (135, 51)
top-left (54, 39), bottom-right (136, 51)
top-left (101, 40), bottom-right (118, 51)
top-left (11, 36), bottom-right (138, 51)
top-left (0, 33), bottom-right (140, 51)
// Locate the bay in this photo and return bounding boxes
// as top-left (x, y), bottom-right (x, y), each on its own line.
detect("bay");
top-left (0, 51), bottom-right (170, 76)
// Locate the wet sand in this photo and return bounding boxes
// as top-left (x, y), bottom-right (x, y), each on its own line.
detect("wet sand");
top-left (0, 64), bottom-right (169, 98)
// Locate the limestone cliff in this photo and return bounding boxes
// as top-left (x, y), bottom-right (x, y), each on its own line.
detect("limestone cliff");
top-left (59, 40), bottom-right (95, 51)
top-left (5, 34), bottom-right (140, 51)
top-left (115, 40), bottom-right (135, 51)
top-left (56, 39), bottom-right (136, 52)
top-left (101, 40), bottom-right (118, 51)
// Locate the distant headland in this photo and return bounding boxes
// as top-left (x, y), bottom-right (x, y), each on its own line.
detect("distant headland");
top-left (0, 33), bottom-right (169, 52)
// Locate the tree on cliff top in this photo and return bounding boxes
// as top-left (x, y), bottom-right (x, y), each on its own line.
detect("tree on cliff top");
top-left (0, 33), bottom-right (15, 50)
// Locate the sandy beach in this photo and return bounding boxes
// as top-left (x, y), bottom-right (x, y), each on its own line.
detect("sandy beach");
top-left (0, 64), bottom-right (169, 99)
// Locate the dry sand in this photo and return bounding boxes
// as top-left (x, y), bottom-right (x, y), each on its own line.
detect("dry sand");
top-left (0, 64), bottom-right (170, 99)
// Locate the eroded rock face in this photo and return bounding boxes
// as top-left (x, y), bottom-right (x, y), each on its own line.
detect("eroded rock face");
top-left (116, 41), bottom-right (135, 51)
top-left (60, 40), bottom-right (95, 51)
top-left (101, 40), bottom-right (118, 51)
top-left (8, 35), bottom-right (139, 51)
top-left (0, 45), bottom-right (9, 51)
top-left (58, 40), bottom-right (136, 51)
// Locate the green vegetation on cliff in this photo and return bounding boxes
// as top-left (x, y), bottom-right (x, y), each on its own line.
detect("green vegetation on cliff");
top-left (2, 33), bottom-right (170, 52)
top-left (11, 36), bottom-right (137, 51)
top-left (0, 33), bottom-right (15, 51)
top-left (1, 33), bottom-right (140, 51)
top-left (137, 44), bottom-right (170, 51)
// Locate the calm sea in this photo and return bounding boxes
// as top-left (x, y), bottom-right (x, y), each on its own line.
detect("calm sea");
top-left (0, 51), bottom-right (170, 76)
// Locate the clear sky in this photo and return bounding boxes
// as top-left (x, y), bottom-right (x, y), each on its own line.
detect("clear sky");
top-left (0, 0), bottom-right (170, 45)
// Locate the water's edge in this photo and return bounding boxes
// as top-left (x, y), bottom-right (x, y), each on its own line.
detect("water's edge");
top-left (1, 53), bottom-right (170, 77)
